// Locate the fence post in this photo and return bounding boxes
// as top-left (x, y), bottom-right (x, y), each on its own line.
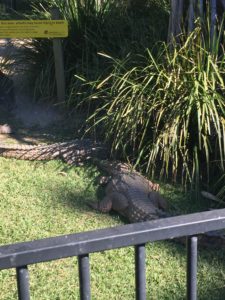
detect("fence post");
top-left (135, 244), bottom-right (146, 300)
top-left (16, 266), bottom-right (30, 300)
top-left (78, 254), bottom-right (91, 300)
top-left (187, 236), bottom-right (198, 300)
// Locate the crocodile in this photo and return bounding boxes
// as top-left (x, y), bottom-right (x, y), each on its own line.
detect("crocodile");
top-left (90, 160), bottom-right (168, 222)
top-left (90, 160), bottom-right (225, 248)
top-left (0, 139), bottom-right (105, 165)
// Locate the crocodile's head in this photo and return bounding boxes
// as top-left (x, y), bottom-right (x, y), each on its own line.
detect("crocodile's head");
top-left (96, 160), bottom-right (132, 175)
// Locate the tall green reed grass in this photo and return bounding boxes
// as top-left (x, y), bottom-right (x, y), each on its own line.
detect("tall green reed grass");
top-left (85, 25), bottom-right (225, 192)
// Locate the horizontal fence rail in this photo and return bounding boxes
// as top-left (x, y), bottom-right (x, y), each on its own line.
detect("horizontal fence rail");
top-left (1, 208), bottom-right (225, 299)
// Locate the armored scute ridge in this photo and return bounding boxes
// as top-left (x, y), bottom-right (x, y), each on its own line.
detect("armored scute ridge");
top-left (89, 160), bottom-right (168, 222)
top-left (0, 139), bottom-right (105, 165)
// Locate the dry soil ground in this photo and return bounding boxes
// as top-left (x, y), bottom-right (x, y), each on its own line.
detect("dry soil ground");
top-left (0, 38), bottom-right (83, 145)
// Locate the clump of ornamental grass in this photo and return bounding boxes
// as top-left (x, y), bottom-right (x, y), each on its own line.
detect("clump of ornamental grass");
top-left (84, 25), bottom-right (225, 192)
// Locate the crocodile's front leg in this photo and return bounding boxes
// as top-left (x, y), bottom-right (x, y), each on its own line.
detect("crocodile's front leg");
top-left (89, 192), bottom-right (128, 214)
top-left (148, 191), bottom-right (168, 210)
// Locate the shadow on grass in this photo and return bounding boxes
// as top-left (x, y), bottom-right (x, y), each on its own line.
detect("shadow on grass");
top-left (163, 240), bottom-right (225, 300)
top-left (1, 154), bottom-right (224, 299)
top-left (44, 170), bottom-right (225, 296)
top-left (50, 173), bottom-right (225, 299)
top-left (57, 196), bottom-right (225, 298)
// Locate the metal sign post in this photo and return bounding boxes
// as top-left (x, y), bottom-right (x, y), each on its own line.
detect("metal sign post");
top-left (51, 7), bottom-right (66, 103)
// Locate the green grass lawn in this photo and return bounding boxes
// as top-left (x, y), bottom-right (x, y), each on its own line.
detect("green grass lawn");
top-left (0, 158), bottom-right (225, 299)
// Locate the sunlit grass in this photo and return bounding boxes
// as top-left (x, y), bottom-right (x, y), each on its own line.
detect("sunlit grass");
top-left (0, 158), bottom-right (225, 299)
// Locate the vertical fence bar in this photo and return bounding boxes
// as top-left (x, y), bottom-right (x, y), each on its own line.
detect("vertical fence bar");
top-left (135, 244), bottom-right (146, 300)
top-left (16, 266), bottom-right (30, 300)
top-left (187, 236), bottom-right (198, 300)
top-left (78, 254), bottom-right (91, 300)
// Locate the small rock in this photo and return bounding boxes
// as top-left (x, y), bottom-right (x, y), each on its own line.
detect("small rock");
top-left (0, 124), bottom-right (12, 134)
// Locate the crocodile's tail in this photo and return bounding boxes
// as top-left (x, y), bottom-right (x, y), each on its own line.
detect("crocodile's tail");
top-left (0, 139), bottom-right (107, 164)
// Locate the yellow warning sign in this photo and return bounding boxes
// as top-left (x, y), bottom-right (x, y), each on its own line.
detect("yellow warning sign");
top-left (0, 20), bottom-right (68, 38)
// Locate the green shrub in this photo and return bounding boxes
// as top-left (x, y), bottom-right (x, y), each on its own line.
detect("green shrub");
top-left (85, 26), bottom-right (225, 190)
top-left (15, 0), bottom-right (169, 101)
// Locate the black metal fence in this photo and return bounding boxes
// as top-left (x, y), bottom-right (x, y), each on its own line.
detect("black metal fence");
top-left (1, 209), bottom-right (225, 300)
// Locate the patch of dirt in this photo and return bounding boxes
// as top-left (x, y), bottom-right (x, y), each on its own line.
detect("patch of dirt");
top-left (14, 94), bottom-right (62, 130)
top-left (0, 39), bottom-right (84, 145)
